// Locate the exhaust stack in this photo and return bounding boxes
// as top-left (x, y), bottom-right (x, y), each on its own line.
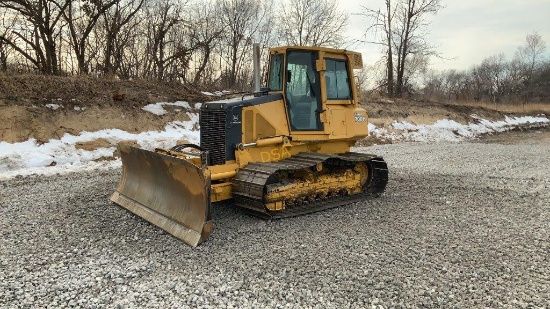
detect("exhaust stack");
top-left (253, 43), bottom-right (261, 95)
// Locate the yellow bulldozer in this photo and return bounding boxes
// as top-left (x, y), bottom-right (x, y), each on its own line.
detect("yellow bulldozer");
top-left (111, 45), bottom-right (388, 247)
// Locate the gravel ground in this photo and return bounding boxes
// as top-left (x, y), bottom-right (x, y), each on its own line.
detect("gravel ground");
top-left (1, 131), bottom-right (549, 308)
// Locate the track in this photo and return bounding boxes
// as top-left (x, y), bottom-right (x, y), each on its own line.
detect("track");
top-left (232, 152), bottom-right (388, 219)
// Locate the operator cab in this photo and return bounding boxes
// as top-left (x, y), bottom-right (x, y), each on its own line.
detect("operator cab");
top-left (268, 46), bottom-right (356, 133)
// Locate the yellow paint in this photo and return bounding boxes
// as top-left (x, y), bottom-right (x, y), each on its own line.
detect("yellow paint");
top-left (264, 162), bottom-right (369, 211)
top-left (330, 109), bottom-right (347, 136)
top-left (211, 182), bottom-right (232, 202)
top-left (207, 162), bottom-right (239, 182)
top-left (259, 146), bottom-right (292, 162)
top-left (236, 140), bottom-right (351, 167)
top-left (211, 171), bottom-right (237, 181)
top-left (150, 46), bottom-right (373, 205)
top-left (242, 100), bottom-right (290, 144)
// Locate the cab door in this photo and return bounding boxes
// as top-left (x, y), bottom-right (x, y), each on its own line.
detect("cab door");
top-left (284, 50), bottom-right (323, 131)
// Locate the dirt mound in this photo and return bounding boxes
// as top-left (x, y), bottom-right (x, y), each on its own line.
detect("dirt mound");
top-left (1, 73), bottom-right (549, 144)
top-left (0, 73), bottom-right (209, 107)
top-left (365, 98), bottom-right (517, 128)
top-left (0, 104), bottom-right (195, 143)
top-left (0, 73), bottom-right (208, 143)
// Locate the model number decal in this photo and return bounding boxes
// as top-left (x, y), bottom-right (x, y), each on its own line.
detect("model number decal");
top-left (260, 147), bottom-right (292, 162)
top-left (354, 113), bottom-right (366, 122)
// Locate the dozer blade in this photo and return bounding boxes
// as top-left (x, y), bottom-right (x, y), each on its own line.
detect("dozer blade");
top-left (111, 144), bottom-right (212, 247)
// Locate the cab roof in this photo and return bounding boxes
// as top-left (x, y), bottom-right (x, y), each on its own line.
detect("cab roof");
top-left (269, 46), bottom-right (363, 69)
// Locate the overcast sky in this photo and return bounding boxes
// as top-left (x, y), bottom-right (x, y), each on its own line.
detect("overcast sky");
top-left (341, 0), bottom-right (550, 71)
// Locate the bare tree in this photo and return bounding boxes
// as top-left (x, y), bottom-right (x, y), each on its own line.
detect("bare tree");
top-left (360, 0), bottom-right (396, 96)
top-left (277, 0), bottom-right (348, 47)
top-left (0, 0), bottom-right (71, 74)
top-left (101, 0), bottom-right (144, 76)
top-left (393, 0), bottom-right (443, 96)
top-left (143, 0), bottom-right (187, 80)
top-left (401, 53), bottom-right (428, 94)
top-left (420, 32), bottom-right (549, 104)
top-left (117, 19), bottom-right (144, 78)
top-left (217, 0), bottom-right (272, 89)
top-left (471, 54), bottom-right (510, 103)
top-left (63, 0), bottom-right (119, 74)
top-left (361, 0), bottom-right (443, 97)
top-left (0, 10), bottom-right (16, 71)
top-left (188, 0), bottom-right (224, 85)
top-left (514, 32), bottom-right (547, 100)
top-left (516, 32), bottom-right (547, 74)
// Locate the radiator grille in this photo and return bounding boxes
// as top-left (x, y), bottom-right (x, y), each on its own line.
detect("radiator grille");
top-left (200, 109), bottom-right (227, 165)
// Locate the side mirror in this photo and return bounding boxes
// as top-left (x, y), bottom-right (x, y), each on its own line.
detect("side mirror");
top-left (286, 70), bottom-right (292, 83)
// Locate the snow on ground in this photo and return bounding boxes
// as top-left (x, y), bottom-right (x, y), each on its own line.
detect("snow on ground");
top-left (201, 90), bottom-right (232, 97)
top-left (0, 112), bottom-right (199, 181)
top-left (141, 101), bottom-right (192, 115)
top-left (370, 115), bottom-right (549, 142)
top-left (0, 110), bottom-right (548, 180)
top-left (45, 103), bottom-right (63, 110)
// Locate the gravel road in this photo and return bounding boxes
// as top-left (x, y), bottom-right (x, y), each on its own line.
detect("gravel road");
top-left (2, 130), bottom-right (549, 308)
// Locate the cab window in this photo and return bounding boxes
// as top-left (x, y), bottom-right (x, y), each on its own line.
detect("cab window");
top-left (285, 51), bottom-right (322, 131)
top-left (268, 54), bottom-right (284, 91)
top-left (325, 59), bottom-right (351, 100)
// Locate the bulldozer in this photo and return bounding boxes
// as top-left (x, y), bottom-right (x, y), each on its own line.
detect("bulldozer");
top-left (111, 45), bottom-right (388, 247)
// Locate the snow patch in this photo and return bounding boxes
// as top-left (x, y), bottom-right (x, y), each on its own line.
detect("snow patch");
top-left (45, 104), bottom-right (62, 110)
top-left (208, 95), bottom-right (254, 104)
top-left (369, 115), bottom-right (549, 142)
top-left (0, 112), bottom-right (199, 180)
top-left (1, 108), bottom-right (548, 181)
top-left (141, 101), bottom-right (191, 116)
top-left (202, 90), bottom-right (232, 97)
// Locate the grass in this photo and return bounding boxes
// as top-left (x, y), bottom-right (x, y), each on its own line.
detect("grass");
top-left (439, 100), bottom-right (550, 114)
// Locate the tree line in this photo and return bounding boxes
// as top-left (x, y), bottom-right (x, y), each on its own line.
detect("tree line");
top-left (360, 0), bottom-right (444, 98)
top-left (0, 0), bottom-right (347, 89)
top-left (359, 0), bottom-right (549, 104)
top-left (421, 32), bottom-right (549, 104)
top-left (1, 0), bottom-right (548, 104)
